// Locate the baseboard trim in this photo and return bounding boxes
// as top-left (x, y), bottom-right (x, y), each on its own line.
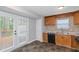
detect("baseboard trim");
top-left (36, 39), bottom-right (43, 42)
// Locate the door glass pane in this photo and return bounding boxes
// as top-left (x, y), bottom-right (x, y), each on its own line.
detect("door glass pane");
top-left (0, 16), bottom-right (3, 30)
top-left (0, 16), bottom-right (4, 49)
top-left (0, 16), bottom-right (13, 50)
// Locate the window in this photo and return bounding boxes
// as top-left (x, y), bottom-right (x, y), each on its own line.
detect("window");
top-left (57, 18), bottom-right (69, 29)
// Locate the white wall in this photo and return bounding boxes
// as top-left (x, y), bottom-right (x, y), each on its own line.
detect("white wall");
top-left (29, 19), bottom-right (36, 42)
top-left (36, 17), bottom-right (44, 42)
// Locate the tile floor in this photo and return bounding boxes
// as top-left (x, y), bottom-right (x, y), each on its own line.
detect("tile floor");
top-left (12, 40), bottom-right (79, 52)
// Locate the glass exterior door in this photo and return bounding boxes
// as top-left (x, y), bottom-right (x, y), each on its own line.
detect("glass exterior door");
top-left (0, 16), bottom-right (13, 50)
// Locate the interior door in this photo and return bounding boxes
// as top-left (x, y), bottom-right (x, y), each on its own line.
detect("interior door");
top-left (0, 16), bottom-right (13, 50)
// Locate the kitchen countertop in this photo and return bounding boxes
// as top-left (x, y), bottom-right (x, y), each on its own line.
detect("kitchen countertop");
top-left (43, 32), bottom-right (79, 36)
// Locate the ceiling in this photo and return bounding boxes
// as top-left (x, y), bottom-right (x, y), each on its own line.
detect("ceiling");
top-left (20, 6), bottom-right (79, 16)
top-left (0, 6), bottom-right (79, 19)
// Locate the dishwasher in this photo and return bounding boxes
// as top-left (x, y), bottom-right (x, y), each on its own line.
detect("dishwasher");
top-left (48, 33), bottom-right (55, 44)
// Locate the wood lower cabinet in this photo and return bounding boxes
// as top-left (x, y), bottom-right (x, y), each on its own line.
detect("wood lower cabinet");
top-left (43, 32), bottom-right (79, 49)
top-left (56, 34), bottom-right (79, 49)
top-left (43, 32), bottom-right (48, 43)
top-left (71, 36), bottom-right (79, 49)
top-left (63, 35), bottom-right (71, 47)
top-left (55, 34), bottom-right (63, 45)
top-left (56, 34), bottom-right (72, 47)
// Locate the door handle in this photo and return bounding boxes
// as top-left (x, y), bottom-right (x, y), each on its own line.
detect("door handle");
top-left (14, 30), bottom-right (17, 35)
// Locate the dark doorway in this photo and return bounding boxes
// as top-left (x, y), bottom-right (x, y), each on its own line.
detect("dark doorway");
top-left (48, 33), bottom-right (55, 44)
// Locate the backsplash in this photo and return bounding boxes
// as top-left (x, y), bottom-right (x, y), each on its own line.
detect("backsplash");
top-left (73, 25), bottom-right (79, 31)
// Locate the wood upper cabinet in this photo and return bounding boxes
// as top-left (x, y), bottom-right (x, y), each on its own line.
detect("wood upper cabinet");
top-left (43, 32), bottom-right (48, 43)
top-left (45, 16), bottom-right (56, 26)
top-left (73, 11), bottom-right (79, 25)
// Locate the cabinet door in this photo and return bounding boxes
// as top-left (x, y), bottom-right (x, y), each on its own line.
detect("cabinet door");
top-left (71, 36), bottom-right (79, 49)
top-left (74, 12), bottom-right (79, 25)
top-left (61, 36), bottom-right (66, 46)
top-left (63, 35), bottom-right (71, 47)
top-left (66, 36), bottom-right (71, 47)
top-left (56, 35), bottom-right (71, 47)
top-left (55, 34), bottom-right (63, 45)
top-left (43, 33), bottom-right (48, 43)
top-left (45, 16), bottom-right (56, 26)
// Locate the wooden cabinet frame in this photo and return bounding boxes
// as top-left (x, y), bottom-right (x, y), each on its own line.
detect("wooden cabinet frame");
top-left (44, 16), bottom-right (56, 26)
